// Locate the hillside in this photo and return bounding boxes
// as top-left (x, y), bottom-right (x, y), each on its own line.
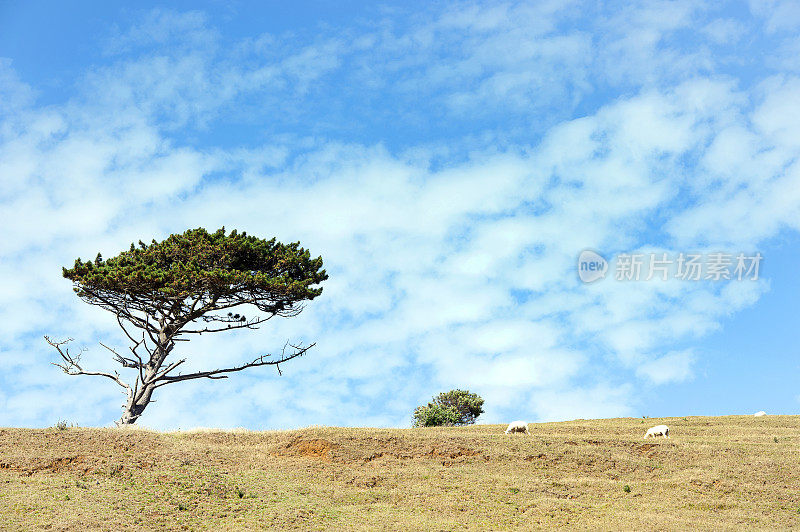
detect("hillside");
top-left (1, 416), bottom-right (798, 530)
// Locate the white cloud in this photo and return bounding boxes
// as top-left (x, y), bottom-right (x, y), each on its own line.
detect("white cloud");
top-left (0, 58), bottom-right (35, 115)
top-left (636, 350), bottom-right (695, 385)
top-left (530, 384), bottom-right (635, 421)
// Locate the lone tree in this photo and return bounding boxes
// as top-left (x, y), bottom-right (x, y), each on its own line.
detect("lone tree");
top-left (45, 227), bottom-right (327, 426)
top-left (412, 389), bottom-right (484, 427)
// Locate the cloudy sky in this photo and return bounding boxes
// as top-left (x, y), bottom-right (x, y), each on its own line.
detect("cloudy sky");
top-left (1, 0), bottom-right (799, 430)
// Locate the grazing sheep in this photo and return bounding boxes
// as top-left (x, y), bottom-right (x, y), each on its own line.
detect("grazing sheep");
top-left (644, 424), bottom-right (669, 439)
top-left (754, 411), bottom-right (767, 417)
top-left (504, 420), bottom-right (530, 435)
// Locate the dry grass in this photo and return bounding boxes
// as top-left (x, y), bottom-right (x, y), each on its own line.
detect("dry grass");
top-left (1, 416), bottom-right (798, 530)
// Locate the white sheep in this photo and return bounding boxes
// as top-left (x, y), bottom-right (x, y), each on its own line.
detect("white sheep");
top-left (754, 411), bottom-right (767, 417)
top-left (643, 424), bottom-right (669, 439)
top-left (504, 420), bottom-right (530, 435)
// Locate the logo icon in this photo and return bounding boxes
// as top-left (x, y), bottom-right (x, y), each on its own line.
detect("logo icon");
top-left (578, 250), bottom-right (607, 283)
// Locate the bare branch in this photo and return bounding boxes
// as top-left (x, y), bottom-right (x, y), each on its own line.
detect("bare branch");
top-left (100, 341), bottom-right (143, 370)
top-left (79, 287), bottom-right (156, 333)
top-left (150, 358), bottom-right (186, 382)
top-left (45, 336), bottom-right (132, 393)
top-left (152, 342), bottom-right (314, 389)
top-left (116, 314), bottom-right (138, 344)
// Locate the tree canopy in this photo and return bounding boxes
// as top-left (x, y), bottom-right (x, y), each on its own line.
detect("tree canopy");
top-left (64, 227), bottom-right (326, 321)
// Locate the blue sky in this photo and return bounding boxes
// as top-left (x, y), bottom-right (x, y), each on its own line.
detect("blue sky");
top-left (1, 1), bottom-right (799, 430)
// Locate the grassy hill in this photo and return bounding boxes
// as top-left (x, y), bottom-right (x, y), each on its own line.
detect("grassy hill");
top-left (1, 416), bottom-right (798, 530)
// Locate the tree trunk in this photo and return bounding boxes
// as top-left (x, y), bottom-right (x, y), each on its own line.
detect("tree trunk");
top-left (117, 382), bottom-right (156, 425)
top-left (116, 353), bottom-right (163, 426)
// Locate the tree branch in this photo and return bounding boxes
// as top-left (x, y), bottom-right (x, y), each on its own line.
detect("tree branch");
top-left (100, 342), bottom-right (143, 370)
top-left (150, 358), bottom-right (186, 382)
top-left (179, 314), bottom-right (275, 335)
top-left (116, 314), bottom-right (139, 344)
top-left (152, 342), bottom-right (313, 389)
top-left (45, 336), bottom-right (132, 395)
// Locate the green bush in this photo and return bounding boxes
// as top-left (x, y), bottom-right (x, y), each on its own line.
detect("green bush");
top-left (412, 403), bottom-right (460, 427)
top-left (413, 389), bottom-right (484, 427)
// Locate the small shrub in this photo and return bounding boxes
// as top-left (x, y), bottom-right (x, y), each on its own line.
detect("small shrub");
top-left (509, 487), bottom-right (520, 494)
top-left (623, 484), bottom-right (632, 493)
top-left (413, 389), bottom-right (484, 427)
top-left (774, 437), bottom-right (779, 443)
top-left (236, 487), bottom-right (245, 498)
top-left (413, 403), bottom-right (460, 427)
top-left (55, 420), bottom-right (69, 431)
top-left (178, 503), bottom-right (188, 511)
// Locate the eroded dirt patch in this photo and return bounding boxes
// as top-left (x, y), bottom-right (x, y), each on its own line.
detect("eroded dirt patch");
top-left (275, 438), bottom-right (336, 460)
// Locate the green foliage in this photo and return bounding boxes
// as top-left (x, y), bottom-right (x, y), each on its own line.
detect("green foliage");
top-left (623, 484), bottom-right (632, 493)
top-left (54, 420), bottom-right (69, 431)
top-left (63, 227), bottom-right (327, 316)
top-left (435, 389), bottom-right (485, 425)
top-left (413, 389), bottom-right (484, 427)
top-left (412, 403), bottom-right (460, 427)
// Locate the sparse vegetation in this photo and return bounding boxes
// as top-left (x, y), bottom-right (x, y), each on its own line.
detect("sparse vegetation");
top-left (1, 416), bottom-right (798, 530)
top-left (623, 484), bottom-right (632, 493)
